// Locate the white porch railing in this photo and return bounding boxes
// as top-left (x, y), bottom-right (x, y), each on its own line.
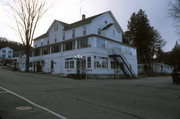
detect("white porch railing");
top-left (108, 47), bottom-right (122, 55)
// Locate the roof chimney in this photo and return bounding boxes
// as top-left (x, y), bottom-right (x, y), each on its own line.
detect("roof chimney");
top-left (82, 14), bottom-right (86, 20)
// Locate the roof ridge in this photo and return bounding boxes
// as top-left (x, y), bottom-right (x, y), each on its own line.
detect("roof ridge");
top-left (69, 11), bottom-right (109, 25)
top-left (64, 11), bottom-right (110, 30)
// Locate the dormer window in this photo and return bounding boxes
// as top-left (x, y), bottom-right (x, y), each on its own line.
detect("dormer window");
top-left (54, 25), bottom-right (58, 32)
top-left (83, 26), bottom-right (86, 35)
top-left (72, 29), bottom-right (75, 38)
top-left (41, 39), bottom-right (43, 46)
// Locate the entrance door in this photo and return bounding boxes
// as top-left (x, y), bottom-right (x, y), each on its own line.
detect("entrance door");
top-left (81, 58), bottom-right (86, 79)
top-left (51, 61), bottom-right (54, 72)
top-left (37, 61), bottom-right (41, 72)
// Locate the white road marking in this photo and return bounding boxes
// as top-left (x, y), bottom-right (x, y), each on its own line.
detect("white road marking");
top-left (0, 87), bottom-right (67, 119)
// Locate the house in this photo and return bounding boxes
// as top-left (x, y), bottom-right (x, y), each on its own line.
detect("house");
top-left (14, 51), bottom-right (26, 71)
top-left (12, 51), bottom-right (33, 71)
top-left (0, 47), bottom-right (13, 59)
top-left (0, 47), bottom-right (13, 65)
top-left (31, 11), bottom-right (138, 79)
top-left (138, 62), bottom-right (174, 74)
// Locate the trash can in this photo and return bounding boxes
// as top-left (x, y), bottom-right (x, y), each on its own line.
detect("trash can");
top-left (171, 72), bottom-right (180, 85)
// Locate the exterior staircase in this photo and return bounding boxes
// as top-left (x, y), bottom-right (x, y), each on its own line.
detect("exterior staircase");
top-left (108, 48), bottom-right (136, 78)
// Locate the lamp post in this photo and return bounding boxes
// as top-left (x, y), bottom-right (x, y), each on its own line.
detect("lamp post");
top-left (74, 54), bottom-right (82, 79)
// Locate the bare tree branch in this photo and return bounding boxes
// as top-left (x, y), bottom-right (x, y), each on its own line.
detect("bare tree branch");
top-left (1, 0), bottom-right (52, 71)
top-left (169, 0), bottom-right (180, 34)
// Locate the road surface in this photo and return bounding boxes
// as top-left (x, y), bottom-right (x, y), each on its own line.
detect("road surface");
top-left (0, 66), bottom-right (180, 119)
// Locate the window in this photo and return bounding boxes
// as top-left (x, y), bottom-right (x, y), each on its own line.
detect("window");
top-left (54, 38), bottom-right (57, 42)
top-left (63, 31), bottom-right (65, 40)
top-left (54, 25), bottom-right (58, 32)
top-left (102, 58), bottom-right (108, 68)
top-left (105, 20), bottom-right (107, 24)
top-left (70, 61), bottom-right (74, 68)
top-left (42, 46), bottom-right (50, 55)
top-left (47, 40), bottom-right (49, 45)
top-left (2, 50), bottom-right (6, 53)
top-left (65, 61), bottom-right (69, 69)
top-left (83, 26), bottom-right (86, 35)
top-left (34, 48), bottom-right (41, 56)
top-left (72, 29), bottom-right (75, 38)
top-left (63, 40), bottom-right (75, 51)
top-left (94, 56), bottom-right (108, 69)
top-left (2, 55), bottom-right (5, 59)
top-left (8, 55), bottom-right (11, 58)
top-left (87, 57), bottom-right (91, 68)
top-left (41, 39), bottom-right (43, 46)
top-left (51, 44), bottom-right (60, 53)
top-left (65, 58), bottom-right (74, 69)
top-left (77, 38), bottom-right (91, 49)
top-left (8, 51), bottom-right (12, 53)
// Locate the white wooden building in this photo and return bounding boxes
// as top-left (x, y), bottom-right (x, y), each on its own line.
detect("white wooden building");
top-left (31, 11), bottom-right (138, 79)
top-left (0, 47), bottom-right (13, 60)
top-left (138, 62), bottom-right (174, 74)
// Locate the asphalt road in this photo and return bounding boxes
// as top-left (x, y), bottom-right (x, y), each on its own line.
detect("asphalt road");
top-left (0, 66), bottom-right (180, 119)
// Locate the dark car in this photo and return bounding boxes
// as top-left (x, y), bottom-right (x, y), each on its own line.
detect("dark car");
top-left (171, 71), bottom-right (180, 85)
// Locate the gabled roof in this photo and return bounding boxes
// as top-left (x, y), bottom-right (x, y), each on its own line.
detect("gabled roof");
top-left (34, 33), bottom-right (48, 41)
top-left (64, 11), bottom-right (108, 30)
top-left (107, 11), bottom-right (124, 33)
top-left (34, 12), bottom-right (108, 41)
top-left (46, 20), bottom-right (69, 33)
top-left (34, 11), bottom-right (124, 41)
top-left (34, 20), bottom-right (69, 41)
top-left (55, 20), bottom-right (69, 26)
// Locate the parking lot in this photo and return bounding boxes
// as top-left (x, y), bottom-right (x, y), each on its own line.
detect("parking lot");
top-left (0, 66), bottom-right (180, 119)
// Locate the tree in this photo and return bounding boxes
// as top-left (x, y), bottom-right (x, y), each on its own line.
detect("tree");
top-left (169, 0), bottom-right (180, 34)
top-left (0, 37), bottom-right (25, 52)
top-left (3, 0), bottom-right (51, 72)
top-left (125, 9), bottom-right (166, 74)
top-left (171, 41), bottom-right (180, 70)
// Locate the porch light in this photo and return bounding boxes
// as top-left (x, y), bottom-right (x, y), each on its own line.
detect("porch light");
top-left (74, 54), bottom-right (83, 59)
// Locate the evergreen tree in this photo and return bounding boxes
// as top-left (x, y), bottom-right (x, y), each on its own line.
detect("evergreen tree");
top-left (171, 41), bottom-right (180, 70)
top-left (0, 37), bottom-right (25, 53)
top-left (125, 9), bottom-right (166, 73)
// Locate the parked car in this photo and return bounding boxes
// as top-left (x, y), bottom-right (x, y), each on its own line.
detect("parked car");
top-left (171, 70), bottom-right (180, 85)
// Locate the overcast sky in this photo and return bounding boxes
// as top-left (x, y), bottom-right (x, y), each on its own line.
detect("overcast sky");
top-left (0, 0), bottom-right (179, 51)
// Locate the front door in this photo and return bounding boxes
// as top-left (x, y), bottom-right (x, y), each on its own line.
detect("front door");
top-left (51, 61), bottom-right (54, 72)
